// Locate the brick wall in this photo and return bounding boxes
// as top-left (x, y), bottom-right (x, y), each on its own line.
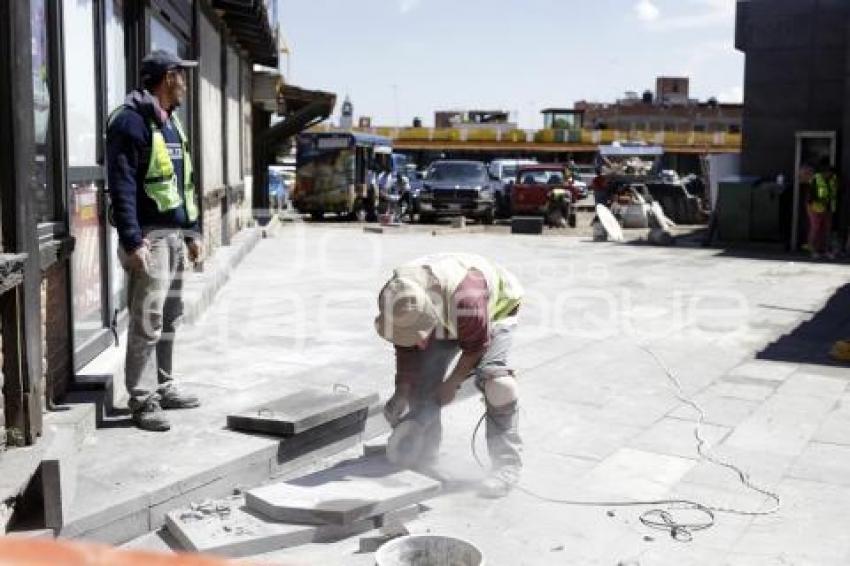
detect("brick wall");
top-left (42, 265), bottom-right (71, 404)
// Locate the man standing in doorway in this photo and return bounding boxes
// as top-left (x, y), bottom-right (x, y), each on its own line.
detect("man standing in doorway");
top-left (807, 162), bottom-right (838, 259)
top-left (375, 253), bottom-right (524, 498)
top-left (106, 50), bottom-right (203, 431)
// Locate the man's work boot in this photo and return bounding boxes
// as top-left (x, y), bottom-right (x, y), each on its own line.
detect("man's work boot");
top-left (159, 387), bottom-right (200, 409)
top-left (479, 465), bottom-right (520, 499)
top-left (131, 399), bottom-right (171, 432)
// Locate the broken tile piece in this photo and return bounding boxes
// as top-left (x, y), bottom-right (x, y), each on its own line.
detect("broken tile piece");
top-left (245, 458), bottom-right (440, 525)
top-left (227, 388), bottom-right (379, 437)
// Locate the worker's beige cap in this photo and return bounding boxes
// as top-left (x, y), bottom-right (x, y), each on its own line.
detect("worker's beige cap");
top-left (374, 273), bottom-right (438, 348)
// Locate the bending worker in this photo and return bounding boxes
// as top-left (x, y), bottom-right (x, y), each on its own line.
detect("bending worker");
top-left (375, 253), bottom-right (524, 498)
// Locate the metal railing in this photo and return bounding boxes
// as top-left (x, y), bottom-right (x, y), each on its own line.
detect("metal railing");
top-left (316, 125), bottom-right (742, 149)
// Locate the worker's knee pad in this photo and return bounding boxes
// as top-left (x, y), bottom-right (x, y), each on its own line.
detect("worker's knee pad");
top-left (484, 374), bottom-right (518, 408)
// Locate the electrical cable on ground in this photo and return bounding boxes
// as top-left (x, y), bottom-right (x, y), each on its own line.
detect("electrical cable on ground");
top-left (470, 345), bottom-right (781, 542)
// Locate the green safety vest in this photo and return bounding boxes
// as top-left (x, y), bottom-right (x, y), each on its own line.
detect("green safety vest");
top-left (108, 107), bottom-right (198, 223)
top-left (395, 253), bottom-right (524, 339)
top-left (811, 173), bottom-right (837, 214)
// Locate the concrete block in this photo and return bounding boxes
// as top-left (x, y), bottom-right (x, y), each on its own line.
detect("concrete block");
top-left (41, 427), bottom-right (79, 531)
top-left (245, 459), bottom-right (440, 526)
top-left (227, 388), bottom-right (379, 437)
top-left (374, 504), bottom-right (420, 528)
top-left (511, 216), bottom-right (544, 235)
top-left (165, 495), bottom-right (376, 558)
top-left (359, 524), bottom-right (409, 553)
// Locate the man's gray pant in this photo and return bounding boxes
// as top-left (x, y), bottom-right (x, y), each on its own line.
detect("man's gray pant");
top-left (118, 230), bottom-right (185, 411)
top-left (406, 318), bottom-right (522, 470)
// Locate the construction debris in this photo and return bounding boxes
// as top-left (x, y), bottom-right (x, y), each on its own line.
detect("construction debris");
top-left (166, 459), bottom-right (437, 558)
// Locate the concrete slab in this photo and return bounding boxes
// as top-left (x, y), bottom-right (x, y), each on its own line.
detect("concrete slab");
top-left (245, 458), bottom-right (440, 526)
top-left (629, 417), bottom-right (731, 460)
top-left (227, 389), bottom-right (379, 437)
top-left (41, 426), bottom-right (79, 531)
top-left (787, 442), bottom-right (850, 486)
top-left (165, 495), bottom-right (376, 557)
top-left (578, 448), bottom-right (696, 500)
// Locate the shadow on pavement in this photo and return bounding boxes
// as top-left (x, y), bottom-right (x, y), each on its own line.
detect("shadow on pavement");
top-left (757, 283), bottom-right (850, 367)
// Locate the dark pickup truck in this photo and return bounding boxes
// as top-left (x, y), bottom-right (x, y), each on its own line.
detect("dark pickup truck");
top-left (416, 160), bottom-right (496, 224)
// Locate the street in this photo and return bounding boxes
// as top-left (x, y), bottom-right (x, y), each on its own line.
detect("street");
top-left (109, 222), bottom-right (850, 565)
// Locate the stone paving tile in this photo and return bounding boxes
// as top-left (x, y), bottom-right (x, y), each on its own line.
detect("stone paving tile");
top-left (667, 392), bottom-right (761, 428)
top-left (730, 478), bottom-right (850, 565)
top-left (724, 388), bottom-right (841, 457)
top-left (578, 448), bottom-right (696, 501)
top-left (630, 417), bottom-right (730, 460)
top-left (706, 381), bottom-right (777, 402)
top-left (787, 442), bottom-right (850, 487)
top-left (726, 360), bottom-right (800, 384)
top-left (774, 372), bottom-right (848, 400)
top-left (682, 445), bottom-right (792, 493)
top-left (813, 397), bottom-right (850, 445)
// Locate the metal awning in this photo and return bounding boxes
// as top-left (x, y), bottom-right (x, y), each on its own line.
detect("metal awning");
top-left (212, 0), bottom-right (278, 67)
top-left (262, 84), bottom-right (337, 154)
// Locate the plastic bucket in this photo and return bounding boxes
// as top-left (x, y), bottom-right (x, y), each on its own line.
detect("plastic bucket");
top-left (375, 535), bottom-right (485, 566)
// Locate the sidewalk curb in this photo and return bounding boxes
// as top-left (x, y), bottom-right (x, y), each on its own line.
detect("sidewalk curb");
top-left (59, 409), bottom-right (388, 544)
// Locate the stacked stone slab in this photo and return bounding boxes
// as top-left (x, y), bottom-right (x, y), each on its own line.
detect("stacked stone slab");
top-left (166, 388), bottom-right (438, 557)
top-left (166, 459), bottom-right (439, 557)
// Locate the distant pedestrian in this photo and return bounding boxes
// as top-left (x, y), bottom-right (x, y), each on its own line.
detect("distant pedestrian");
top-left (807, 162), bottom-right (838, 259)
top-left (106, 50), bottom-right (203, 431)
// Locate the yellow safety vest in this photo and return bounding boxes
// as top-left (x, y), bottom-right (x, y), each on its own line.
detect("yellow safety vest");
top-left (395, 253), bottom-right (524, 339)
top-left (108, 107), bottom-right (198, 222)
top-left (811, 173), bottom-right (837, 214)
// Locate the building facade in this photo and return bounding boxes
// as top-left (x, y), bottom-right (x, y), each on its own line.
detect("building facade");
top-left (0, 0), bottom-right (279, 449)
top-left (735, 0), bottom-right (850, 243)
top-left (575, 77), bottom-right (743, 135)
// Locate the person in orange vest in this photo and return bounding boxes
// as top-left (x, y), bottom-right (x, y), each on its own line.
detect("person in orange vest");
top-left (806, 163), bottom-right (838, 259)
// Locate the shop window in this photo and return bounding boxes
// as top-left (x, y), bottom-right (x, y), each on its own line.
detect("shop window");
top-left (106, 0), bottom-right (127, 312)
top-left (226, 46), bottom-right (240, 186)
top-left (150, 16), bottom-right (191, 135)
top-left (31, 0), bottom-right (54, 222)
top-left (63, 0), bottom-right (98, 167)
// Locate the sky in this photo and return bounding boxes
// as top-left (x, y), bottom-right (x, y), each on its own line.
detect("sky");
top-left (279, 0), bottom-right (743, 129)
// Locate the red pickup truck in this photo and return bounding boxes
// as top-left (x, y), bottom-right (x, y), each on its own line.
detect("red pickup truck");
top-left (510, 164), bottom-right (577, 227)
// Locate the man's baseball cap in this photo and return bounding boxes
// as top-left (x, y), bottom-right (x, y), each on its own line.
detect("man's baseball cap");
top-left (141, 50), bottom-right (198, 85)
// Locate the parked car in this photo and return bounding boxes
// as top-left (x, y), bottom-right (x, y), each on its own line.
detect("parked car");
top-left (511, 164), bottom-right (577, 227)
top-left (489, 158), bottom-right (537, 218)
top-left (417, 160), bottom-right (496, 224)
top-left (572, 164), bottom-right (598, 187)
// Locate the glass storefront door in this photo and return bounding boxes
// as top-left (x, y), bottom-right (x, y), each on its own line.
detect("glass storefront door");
top-left (64, 0), bottom-right (128, 367)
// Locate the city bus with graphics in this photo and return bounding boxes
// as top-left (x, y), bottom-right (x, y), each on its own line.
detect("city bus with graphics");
top-left (293, 132), bottom-right (393, 220)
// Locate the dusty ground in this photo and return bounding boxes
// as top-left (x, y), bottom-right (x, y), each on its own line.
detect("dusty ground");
top-left (106, 222), bottom-right (850, 565)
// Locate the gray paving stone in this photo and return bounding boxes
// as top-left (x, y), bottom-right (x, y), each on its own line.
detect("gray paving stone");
top-left (227, 388), bottom-right (379, 437)
top-left (775, 372), bottom-right (848, 400)
top-left (787, 442), bottom-right (850, 486)
top-left (630, 417), bottom-right (730, 460)
top-left (577, 448), bottom-right (696, 500)
top-left (813, 402), bottom-right (850, 445)
top-left (668, 393), bottom-right (761, 428)
top-left (245, 458), bottom-right (440, 525)
top-left (730, 478), bottom-right (850, 564)
top-left (724, 388), bottom-right (841, 457)
top-left (726, 361), bottom-right (796, 385)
